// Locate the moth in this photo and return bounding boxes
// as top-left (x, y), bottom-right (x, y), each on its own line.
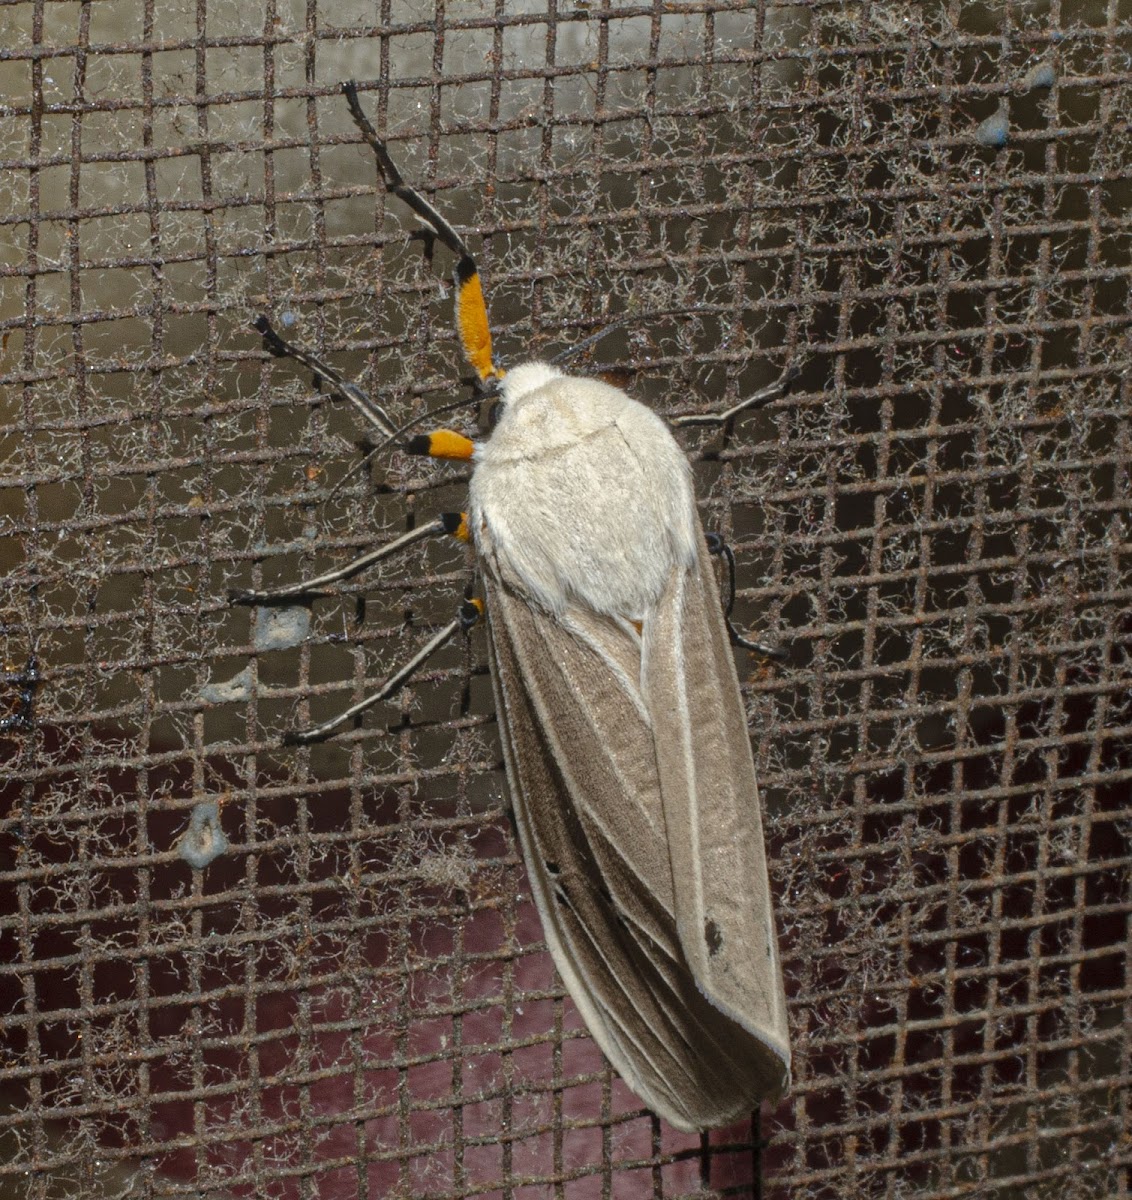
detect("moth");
top-left (236, 82), bottom-right (791, 1131)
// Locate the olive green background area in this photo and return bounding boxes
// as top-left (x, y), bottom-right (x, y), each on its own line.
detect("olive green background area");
top-left (1, 2), bottom-right (1129, 1198)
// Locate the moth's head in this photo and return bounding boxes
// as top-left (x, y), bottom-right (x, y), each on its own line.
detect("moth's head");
top-left (479, 361), bottom-right (564, 434)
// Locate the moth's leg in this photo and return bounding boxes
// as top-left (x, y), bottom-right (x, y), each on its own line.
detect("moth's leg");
top-left (284, 596), bottom-right (483, 745)
top-left (231, 425), bottom-right (476, 606)
top-left (229, 514), bottom-right (467, 604)
top-left (253, 315), bottom-right (397, 436)
top-left (0, 655), bottom-right (39, 734)
top-left (343, 81), bottom-right (502, 386)
top-left (232, 425), bottom-right (479, 740)
top-left (670, 364), bottom-right (799, 429)
top-left (704, 533), bottom-right (787, 661)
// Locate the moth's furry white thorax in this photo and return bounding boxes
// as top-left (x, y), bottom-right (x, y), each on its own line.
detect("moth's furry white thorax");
top-left (496, 361), bottom-right (563, 406)
top-left (469, 361), bottom-right (698, 621)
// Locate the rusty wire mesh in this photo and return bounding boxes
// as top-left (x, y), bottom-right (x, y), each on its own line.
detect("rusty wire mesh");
top-left (2, 1), bottom-right (1130, 1197)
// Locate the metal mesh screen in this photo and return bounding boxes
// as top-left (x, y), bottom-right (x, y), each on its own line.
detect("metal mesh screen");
top-left (1, 1), bottom-right (1129, 1196)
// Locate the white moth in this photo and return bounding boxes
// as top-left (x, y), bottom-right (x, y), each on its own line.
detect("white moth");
top-left (239, 83), bottom-right (791, 1132)
top-left (473, 363), bottom-right (791, 1129)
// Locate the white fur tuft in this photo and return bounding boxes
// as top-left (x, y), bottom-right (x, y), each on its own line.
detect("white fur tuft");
top-left (500, 361), bottom-right (564, 403)
top-left (469, 364), bottom-right (698, 620)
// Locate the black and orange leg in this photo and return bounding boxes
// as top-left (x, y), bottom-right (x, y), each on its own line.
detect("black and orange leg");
top-left (243, 86), bottom-right (507, 744)
top-left (343, 82), bottom-right (504, 388)
top-left (228, 412), bottom-right (474, 609)
top-left (254, 87), bottom-right (504, 461)
top-left (232, 430), bottom-right (481, 742)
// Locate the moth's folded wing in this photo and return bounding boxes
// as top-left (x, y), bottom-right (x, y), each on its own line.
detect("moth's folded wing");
top-left (642, 538), bottom-right (791, 1098)
top-left (486, 578), bottom-right (783, 1130)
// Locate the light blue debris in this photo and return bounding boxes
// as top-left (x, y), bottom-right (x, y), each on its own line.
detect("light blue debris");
top-left (1022, 62), bottom-right (1055, 90)
top-left (975, 106), bottom-right (1009, 147)
top-left (200, 666), bottom-right (253, 704)
top-left (253, 606), bottom-right (311, 651)
top-left (178, 800), bottom-right (229, 868)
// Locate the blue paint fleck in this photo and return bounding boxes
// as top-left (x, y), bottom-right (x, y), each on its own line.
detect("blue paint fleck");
top-left (1022, 62), bottom-right (1055, 90)
top-left (199, 665), bottom-right (253, 704)
top-left (975, 107), bottom-right (1009, 147)
top-left (179, 800), bottom-right (229, 869)
top-left (254, 605), bottom-right (311, 651)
